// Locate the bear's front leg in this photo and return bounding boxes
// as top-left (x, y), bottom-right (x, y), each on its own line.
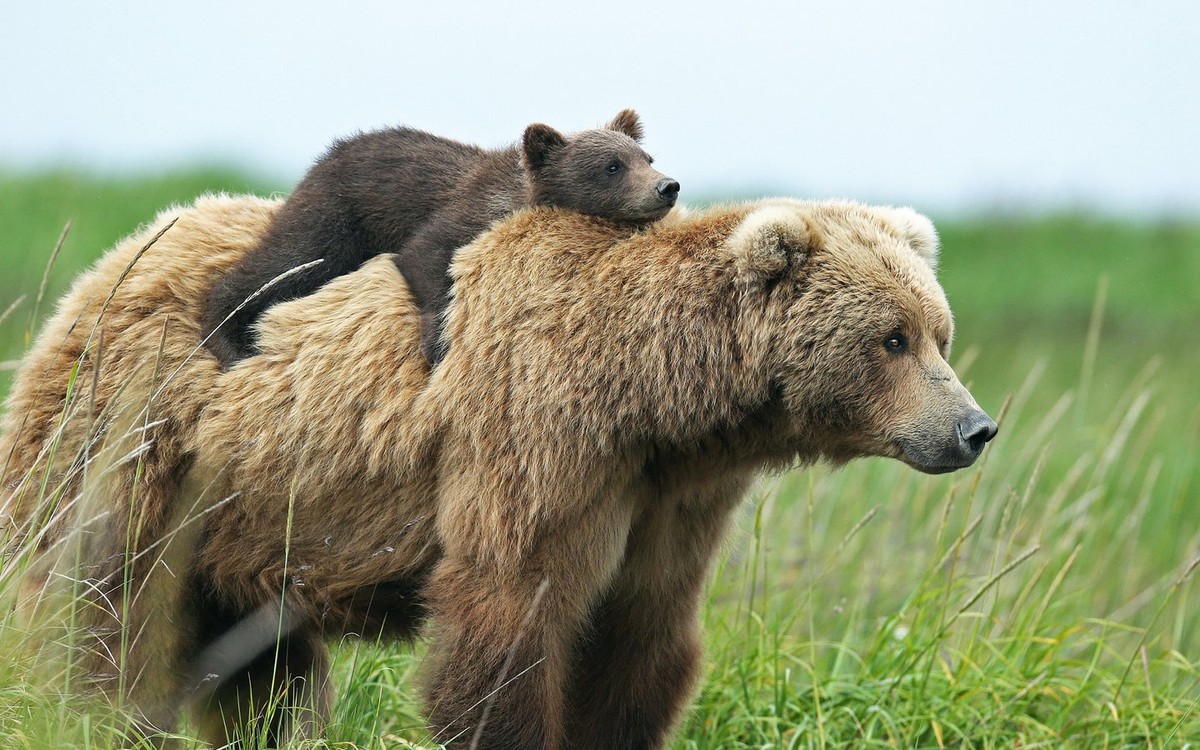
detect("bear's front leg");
top-left (422, 500), bottom-right (633, 749)
top-left (391, 215), bottom-right (480, 366)
top-left (423, 559), bottom-right (569, 749)
top-left (564, 476), bottom-right (749, 749)
top-left (422, 532), bottom-right (628, 744)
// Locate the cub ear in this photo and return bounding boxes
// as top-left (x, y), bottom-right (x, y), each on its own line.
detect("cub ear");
top-left (522, 123), bottom-right (567, 172)
top-left (726, 205), bottom-right (814, 285)
top-left (606, 108), bottom-right (644, 143)
top-left (878, 206), bottom-right (940, 269)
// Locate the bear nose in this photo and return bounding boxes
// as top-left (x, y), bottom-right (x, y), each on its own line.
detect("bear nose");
top-left (657, 178), bottom-right (680, 202)
top-left (957, 410), bottom-right (998, 460)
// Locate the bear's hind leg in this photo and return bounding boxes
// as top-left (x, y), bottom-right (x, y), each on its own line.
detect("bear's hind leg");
top-left (191, 623), bottom-right (332, 747)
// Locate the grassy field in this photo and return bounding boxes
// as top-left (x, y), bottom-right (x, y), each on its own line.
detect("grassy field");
top-left (1, 169), bottom-right (1198, 747)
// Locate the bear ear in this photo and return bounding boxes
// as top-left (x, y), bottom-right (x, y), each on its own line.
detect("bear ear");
top-left (878, 206), bottom-right (940, 269)
top-left (522, 123), bottom-right (567, 172)
top-left (726, 205), bottom-right (814, 285)
top-left (606, 108), bottom-right (644, 143)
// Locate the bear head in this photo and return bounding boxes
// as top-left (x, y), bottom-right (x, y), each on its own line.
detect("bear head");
top-left (728, 200), bottom-right (997, 474)
top-left (521, 109), bottom-right (679, 224)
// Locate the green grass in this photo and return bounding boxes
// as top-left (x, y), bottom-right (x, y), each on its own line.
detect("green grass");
top-left (1, 169), bottom-right (1198, 747)
top-left (0, 168), bottom-right (282, 377)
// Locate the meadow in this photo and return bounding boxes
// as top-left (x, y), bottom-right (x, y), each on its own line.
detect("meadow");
top-left (1, 169), bottom-right (1198, 748)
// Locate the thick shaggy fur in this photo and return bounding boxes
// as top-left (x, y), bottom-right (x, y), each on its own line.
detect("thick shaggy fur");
top-left (202, 109), bottom-right (678, 367)
top-left (1, 195), bottom-right (993, 748)
top-left (0, 197), bottom-right (280, 735)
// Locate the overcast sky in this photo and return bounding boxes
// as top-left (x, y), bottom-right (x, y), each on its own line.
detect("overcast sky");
top-left (2, 1), bottom-right (1197, 215)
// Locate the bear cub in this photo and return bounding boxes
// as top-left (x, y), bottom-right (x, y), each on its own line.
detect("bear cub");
top-left (202, 109), bottom-right (679, 366)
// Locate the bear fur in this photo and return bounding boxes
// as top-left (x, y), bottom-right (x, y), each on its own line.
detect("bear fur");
top-left (1, 194), bottom-right (995, 748)
top-left (201, 109), bottom-right (679, 367)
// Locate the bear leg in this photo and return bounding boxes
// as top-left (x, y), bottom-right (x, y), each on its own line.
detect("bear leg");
top-left (420, 561), bottom-right (570, 749)
top-left (564, 479), bottom-right (747, 749)
top-left (421, 505), bottom-right (633, 750)
top-left (191, 626), bottom-right (332, 747)
top-left (390, 215), bottom-right (479, 366)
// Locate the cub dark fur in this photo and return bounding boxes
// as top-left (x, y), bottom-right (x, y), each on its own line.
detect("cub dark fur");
top-left (202, 109), bottom-right (678, 366)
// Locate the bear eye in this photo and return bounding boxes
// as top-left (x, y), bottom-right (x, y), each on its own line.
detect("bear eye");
top-left (606, 160), bottom-right (622, 174)
top-left (883, 332), bottom-right (908, 355)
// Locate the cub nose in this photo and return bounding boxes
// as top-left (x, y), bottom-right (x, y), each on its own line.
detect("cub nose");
top-left (656, 178), bottom-right (680, 202)
top-left (957, 411), bottom-right (998, 459)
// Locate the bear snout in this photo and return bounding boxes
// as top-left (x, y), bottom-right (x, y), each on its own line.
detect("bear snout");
top-left (656, 178), bottom-right (681, 203)
top-left (898, 405), bottom-right (998, 474)
top-left (956, 409), bottom-right (998, 461)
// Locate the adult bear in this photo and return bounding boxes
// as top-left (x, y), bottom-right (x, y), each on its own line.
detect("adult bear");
top-left (1, 195), bottom-right (996, 749)
top-left (201, 109), bottom-right (679, 367)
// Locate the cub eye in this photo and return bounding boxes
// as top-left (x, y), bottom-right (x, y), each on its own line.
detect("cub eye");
top-left (883, 332), bottom-right (908, 354)
top-left (606, 161), bottom-right (622, 174)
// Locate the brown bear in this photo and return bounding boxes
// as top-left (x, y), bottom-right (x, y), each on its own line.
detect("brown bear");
top-left (1, 194), bottom-right (996, 748)
top-left (201, 109), bottom-right (679, 367)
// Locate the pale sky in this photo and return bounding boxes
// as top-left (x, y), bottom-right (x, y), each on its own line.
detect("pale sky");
top-left (2, 1), bottom-right (1197, 215)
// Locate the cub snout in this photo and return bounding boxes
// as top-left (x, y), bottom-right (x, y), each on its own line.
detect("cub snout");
top-left (656, 178), bottom-right (681, 204)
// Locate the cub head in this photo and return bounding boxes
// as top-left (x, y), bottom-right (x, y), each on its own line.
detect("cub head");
top-left (729, 200), bottom-right (997, 474)
top-left (522, 108), bottom-right (679, 224)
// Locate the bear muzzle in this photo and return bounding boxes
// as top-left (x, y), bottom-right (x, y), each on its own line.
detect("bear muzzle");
top-left (897, 405), bottom-right (998, 475)
top-left (627, 178), bottom-right (679, 222)
top-left (656, 178), bottom-right (681, 204)
top-left (957, 410), bottom-right (999, 461)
